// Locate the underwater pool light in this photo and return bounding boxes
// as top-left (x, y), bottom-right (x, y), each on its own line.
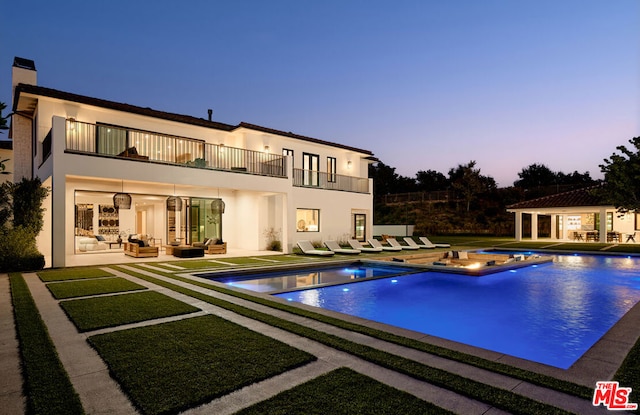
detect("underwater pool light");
top-left (509, 270), bottom-right (517, 273)
top-left (391, 279), bottom-right (398, 283)
top-left (342, 288), bottom-right (350, 292)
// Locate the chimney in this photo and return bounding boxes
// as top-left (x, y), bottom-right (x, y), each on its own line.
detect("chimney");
top-left (11, 57), bottom-right (37, 182)
top-left (207, 109), bottom-right (213, 121)
top-left (12, 57), bottom-right (37, 105)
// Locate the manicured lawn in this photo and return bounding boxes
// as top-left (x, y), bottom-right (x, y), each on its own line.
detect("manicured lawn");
top-left (46, 277), bottom-right (146, 299)
top-left (10, 273), bottom-right (85, 415)
top-left (60, 291), bottom-right (200, 332)
top-left (236, 367), bottom-right (453, 415)
top-left (37, 267), bottom-right (114, 282)
top-left (88, 315), bottom-right (315, 415)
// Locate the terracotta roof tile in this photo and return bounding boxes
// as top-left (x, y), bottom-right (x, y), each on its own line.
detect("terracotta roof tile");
top-left (507, 186), bottom-right (606, 209)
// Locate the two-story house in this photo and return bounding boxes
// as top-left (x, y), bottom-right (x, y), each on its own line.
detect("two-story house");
top-left (10, 57), bottom-right (375, 268)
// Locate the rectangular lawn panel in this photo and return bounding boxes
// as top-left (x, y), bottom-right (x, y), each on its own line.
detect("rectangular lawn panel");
top-left (47, 277), bottom-right (146, 299)
top-left (38, 267), bottom-right (114, 282)
top-left (236, 367), bottom-right (452, 415)
top-left (166, 260), bottom-right (227, 270)
top-left (88, 314), bottom-right (315, 415)
top-left (61, 291), bottom-right (200, 331)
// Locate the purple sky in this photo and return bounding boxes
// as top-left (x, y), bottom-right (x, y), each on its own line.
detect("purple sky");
top-left (2, 0), bottom-right (638, 186)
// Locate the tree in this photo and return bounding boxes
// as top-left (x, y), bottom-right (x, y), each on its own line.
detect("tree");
top-left (12, 178), bottom-right (49, 234)
top-left (514, 163), bottom-right (557, 188)
top-left (0, 102), bottom-right (8, 134)
top-left (448, 161), bottom-right (495, 212)
top-left (415, 169), bottom-right (449, 192)
top-left (598, 137), bottom-right (640, 214)
top-left (369, 161), bottom-right (417, 196)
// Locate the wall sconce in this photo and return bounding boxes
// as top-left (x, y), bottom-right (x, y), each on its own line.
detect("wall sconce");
top-left (67, 118), bottom-right (76, 130)
top-left (347, 160), bottom-right (352, 169)
top-left (264, 145), bottom-right (270, 153)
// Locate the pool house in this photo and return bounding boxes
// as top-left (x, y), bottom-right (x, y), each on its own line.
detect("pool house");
top-left (507, 186), bottom-right (638, 243)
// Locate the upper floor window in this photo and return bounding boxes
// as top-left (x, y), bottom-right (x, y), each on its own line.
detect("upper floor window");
top-left (302, 152), bottom-right (319, 186)
top-left (327, 157), bottom-right (336, 183)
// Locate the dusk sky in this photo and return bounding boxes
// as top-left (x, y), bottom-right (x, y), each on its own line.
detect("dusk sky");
top-left (2, 1), bottom-right (638, 186)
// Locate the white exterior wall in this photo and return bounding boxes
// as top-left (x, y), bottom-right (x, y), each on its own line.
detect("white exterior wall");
top-left (16, 93), bottom-right (373, 267)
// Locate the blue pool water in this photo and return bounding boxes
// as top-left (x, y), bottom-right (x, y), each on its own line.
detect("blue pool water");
top-left (274, 254), bottom-right (640, 368)
top-left (209, 264), bottom-right (413, 293)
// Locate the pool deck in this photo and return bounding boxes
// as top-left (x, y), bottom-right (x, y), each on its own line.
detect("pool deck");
top-left (2, 255), bottom-right (637, 414)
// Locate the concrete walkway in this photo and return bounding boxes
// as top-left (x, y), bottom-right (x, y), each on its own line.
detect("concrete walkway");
top-left (4, 265), bottom-right (627, 414)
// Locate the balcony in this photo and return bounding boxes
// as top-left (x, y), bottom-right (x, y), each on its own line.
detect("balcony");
top-left (64, 120), bottom-right (287, 178)
top-left (293, 168), bottom-right (369, 193)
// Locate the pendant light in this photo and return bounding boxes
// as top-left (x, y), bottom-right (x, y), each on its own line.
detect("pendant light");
top-left (211, 198), bottom-right (225, 214)
top-left (166, 184), bottom-right (182, 211)
top-left (113, 180), bottom-right (131, 210)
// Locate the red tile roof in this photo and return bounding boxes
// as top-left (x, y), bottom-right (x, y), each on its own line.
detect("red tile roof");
top-left (507, 186), bottom-right (607, 209)
top-left (14, 84), bottom-right (373, 155)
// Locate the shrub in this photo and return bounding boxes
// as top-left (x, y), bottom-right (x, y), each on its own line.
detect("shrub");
top-left (0, 226), bottom-right (45, 272)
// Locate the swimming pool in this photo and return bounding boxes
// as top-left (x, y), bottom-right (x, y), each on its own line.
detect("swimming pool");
top-left (205, 263), bottom-right (415, 293)
top-left (275, 254), bottom-right (640, 369)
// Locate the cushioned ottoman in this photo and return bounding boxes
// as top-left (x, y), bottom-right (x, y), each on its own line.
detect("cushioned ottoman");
top-left (172, 247), bottom-right (205, 258)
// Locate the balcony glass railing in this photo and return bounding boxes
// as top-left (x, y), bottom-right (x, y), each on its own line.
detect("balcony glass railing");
top-left (64, 120), bottom-right (287, 178)
top-left (293, 168), bottom-right (369, 193)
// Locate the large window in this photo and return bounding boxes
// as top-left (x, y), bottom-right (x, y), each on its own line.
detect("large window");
top-left (297, 208), bottom-right (320, 232)
top-left (327, 157), bottom-right (336, 183)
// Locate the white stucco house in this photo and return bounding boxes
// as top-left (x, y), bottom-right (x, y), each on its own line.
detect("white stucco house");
top-left (10, 57), bottom-right (375, 268)
top-left (507, 186), bottom-right (638, 243)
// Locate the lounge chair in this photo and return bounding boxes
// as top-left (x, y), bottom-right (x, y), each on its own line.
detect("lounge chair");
top-left (348, 239), bottom-right (383, 252)
top-left (324, 240), bottom-right (360, 254)
top-left (297, 240), bottom-right (335, 256)
top-left (419, 236), bottom-right (451, 248)
top-left (368, 238), bottom-right (402, 251)
top-left (386, 237), bottom-right (419, 250)
top-left (403, 237), bottom-right (434, 249)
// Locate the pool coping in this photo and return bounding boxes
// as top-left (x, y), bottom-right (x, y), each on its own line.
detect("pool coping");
top-left (193, 257), bottom-right (640, 389)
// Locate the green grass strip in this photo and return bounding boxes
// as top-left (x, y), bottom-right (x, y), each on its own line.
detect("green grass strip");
top-left (46, 277), bottom-right (146, 299)
top-left (137, 265), bottom-right (592, 400)
top-left (614, 334), bottom-right (640, 404)
top-left (9, 273), bottom-right (85, 415)
top-left (165, 260), bottom-right (226, 269)
top-left (115, 266), bottom-right (575, 415)
top-left (236, 367), bottom-right (454, 415)
top-left (60, 291), bottom-right (200, 332)
top-left (89, 315), bottom-right (315, 415)
top-left (37, 267), bottom-right (114, 282)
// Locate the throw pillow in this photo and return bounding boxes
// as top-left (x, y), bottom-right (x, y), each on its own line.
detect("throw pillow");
top-left (458, 251), bottom-right (468, 260)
